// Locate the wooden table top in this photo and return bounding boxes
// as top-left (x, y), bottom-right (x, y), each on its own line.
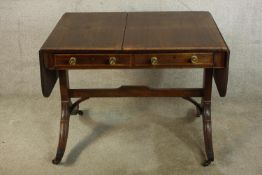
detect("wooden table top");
top-left (39, 11), bottom-right (230, 98)
top-left (41, 12), bottom-right (228, 53)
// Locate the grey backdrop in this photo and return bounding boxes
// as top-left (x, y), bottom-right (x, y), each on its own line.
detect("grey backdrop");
top-left (1, 1), bottom-right (262, 174)
top-left (0, 0), bottom-right (262, 100)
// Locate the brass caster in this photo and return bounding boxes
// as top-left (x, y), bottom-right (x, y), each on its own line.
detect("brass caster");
top-left (70, 105), bottom-right (83, 116)
top-left (78, 110), bottom-right (83, 116)
top-left (52, 158), bottom-right (61, 165)
top-left (52, 149), bottom-right (64, 165)
top-left (202, 159), bottom-right (212, 167)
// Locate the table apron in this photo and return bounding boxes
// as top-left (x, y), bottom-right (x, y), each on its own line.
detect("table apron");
top-left (46, 52), bottom-right (226, 69)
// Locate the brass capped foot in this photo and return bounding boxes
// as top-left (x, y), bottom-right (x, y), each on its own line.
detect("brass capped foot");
top-left (202, 159), bottom-right (212, 167)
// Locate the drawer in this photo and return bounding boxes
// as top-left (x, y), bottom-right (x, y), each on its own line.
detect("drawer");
top-left (134, 53), bottom-right (213, 68)
top-left (52, 54), bottom-right (131, 69)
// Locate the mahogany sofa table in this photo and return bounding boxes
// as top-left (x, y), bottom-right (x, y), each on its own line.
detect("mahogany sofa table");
top-left (39, 11), bottom-right (230, 166)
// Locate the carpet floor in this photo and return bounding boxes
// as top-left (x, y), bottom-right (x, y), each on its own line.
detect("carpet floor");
top-left (0, 96), bottom-right (261, 175)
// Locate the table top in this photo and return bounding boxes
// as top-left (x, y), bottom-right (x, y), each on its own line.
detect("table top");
top-left (39, 11), bottom-right (230, 98)
top-left (41, 11), bottom-right (228, 53)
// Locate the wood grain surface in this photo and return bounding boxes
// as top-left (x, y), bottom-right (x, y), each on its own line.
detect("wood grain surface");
top-left (41, 12), bottom-right (229, 53)
top-left (41, 12), bottom-right (127, 51)
top-left (124, 11), bottom-right (228, 52)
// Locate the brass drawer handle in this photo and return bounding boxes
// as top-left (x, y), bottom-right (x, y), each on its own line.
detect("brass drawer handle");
top-left (151, 57), bottom-right (158, 65)
top-left (69, 57), bottom-right (76, 65)
top-left (191, 55), bottom-right (199, 64)
top-left (109, 57), bottom-right (117, 65)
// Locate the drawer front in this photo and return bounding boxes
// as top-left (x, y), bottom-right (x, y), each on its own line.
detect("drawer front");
top-left (53, 54), bottom-right (131, 69)
top-left (134, 53), bottom-right (213, 68)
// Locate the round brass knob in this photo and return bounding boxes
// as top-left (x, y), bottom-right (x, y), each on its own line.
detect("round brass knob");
top-left (191, 55), bottom-right (198, 64)
top-left (151, 57), bottom-right (158, 65)
top-left (109, 57), bottom-right (117, 65)
top-left (69, 57), bottom-right (76, 65)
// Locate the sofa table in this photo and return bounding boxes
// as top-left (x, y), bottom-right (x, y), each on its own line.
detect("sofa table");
top-left (39, 12), bottom-right (230, 166)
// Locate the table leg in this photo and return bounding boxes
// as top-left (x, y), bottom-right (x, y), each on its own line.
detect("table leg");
top-left (52, 101), bottom-right (70, 164)
top-left (202, 69), bottom-right (214, 166)
top-left (52, 70), bottom-right (71, 164)
top-left (51, 69), bottom-right (215, 166)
